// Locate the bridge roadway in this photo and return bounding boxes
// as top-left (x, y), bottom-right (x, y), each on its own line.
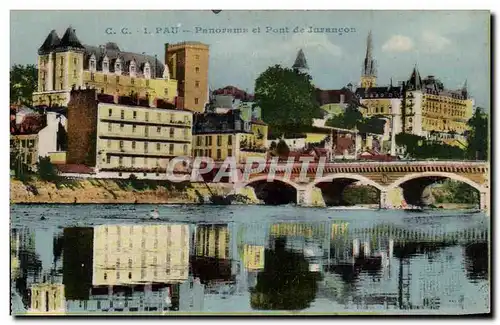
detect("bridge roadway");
top-left (203, 160), bottom-right (490, 214)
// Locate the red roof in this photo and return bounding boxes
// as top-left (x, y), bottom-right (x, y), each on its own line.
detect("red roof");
top-left (213, 86), bottom-right (254, 101)
top-left (55, 164), bottom-right (95, 174)
top-left (251, 119), bottom-right (267, 125)
top-left (11, 114), bottom-right (46, 135)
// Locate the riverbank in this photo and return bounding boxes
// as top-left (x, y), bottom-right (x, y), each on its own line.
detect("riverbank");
top-left (10, 178), bottom-right (259, 205)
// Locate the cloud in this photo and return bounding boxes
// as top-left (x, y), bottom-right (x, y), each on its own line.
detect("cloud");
top-left (382, 35), bottom-right (414, 53)
top-left (420, 31), bottom-right (452, 53)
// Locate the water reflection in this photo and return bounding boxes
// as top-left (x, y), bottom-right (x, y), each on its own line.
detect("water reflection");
top-left (10, 214), bottom-right (490, 315)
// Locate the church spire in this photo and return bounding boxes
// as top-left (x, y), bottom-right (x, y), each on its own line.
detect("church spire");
top-left (462, 79), bottom-right (468, 98)
top-left (360, 31), bottom-right (377, 88)
top-left (292, 49), bottom-right (309, 72)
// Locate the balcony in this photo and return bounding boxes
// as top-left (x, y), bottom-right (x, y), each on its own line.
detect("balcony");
top-left (98, 131), bottom-right (191, 143)
top-left (101, 149), bottom-right (186, 158)
top-left (100, 117), bottom-right (191, 128)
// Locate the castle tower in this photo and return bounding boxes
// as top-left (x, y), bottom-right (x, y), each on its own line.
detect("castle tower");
top-left (292, 49), bottom-right (309, 73)
top-left (360, 31), bottom-right (377, 88)
top-left (165, 42), bottom-right (210, 113)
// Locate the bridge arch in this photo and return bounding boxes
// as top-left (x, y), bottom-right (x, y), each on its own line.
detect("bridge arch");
top-left (387, 172), bottom-right (485, 193)
top-left (237, 175), bottom-right (301, 191)
top-left (307, 173), bottom-right (386, 192)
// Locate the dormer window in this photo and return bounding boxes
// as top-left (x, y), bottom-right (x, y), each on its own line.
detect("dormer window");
top-left (129, 61), bottom-right (136, 77)
top-left (89, 54), bottom-right (97, 72)
top-left (102, 56), bottom-right (109, 73)
top-left (115, 58), bottom-right (122, 75)
top-left (144, 62), bottom-right (151, 79)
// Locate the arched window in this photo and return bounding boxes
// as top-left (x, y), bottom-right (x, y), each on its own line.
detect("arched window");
top-left (115, 58), bottom-right (122, 75)
top-left (102, 56), bottom-right (109, 73)
top-left (89, 54), bottom-right (97, 72)
top-left (129, 60), bottom-right (136, 77)
top-left (144, 62), bottom-right (151, 79)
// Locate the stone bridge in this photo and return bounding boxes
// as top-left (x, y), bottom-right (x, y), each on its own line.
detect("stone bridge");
top-left (230, 160), bottom-right (490, 213)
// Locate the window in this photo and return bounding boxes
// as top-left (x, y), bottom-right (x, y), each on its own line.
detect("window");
top-left (133, 111), bottom-right (137, 119)
top-left (73, 70), bottom-right (77, 78)
top-left (107, 156), bottom-right (111, 164)
top-left (183, 145), bottom-right (188, 155)
top-left (169, 144), bottom-right (174, 154)
top-left (120, 123), bottom-right (124, 130)
top-left (157, 127), bottom-right (161, 133)
top-left (164, 88), bottom-right (168, 96)
top-left (90, 73), bottom-right (95, 81)
top-left (156, 159), bottom-right (160, 167)
top-left (73, 58), bottom-right (77, 65)
top-left (217, 135), bottom-right (222, 146)
top-left (132, 141), bottom-right (136, 149)
top-left (144, 142), bottom-right (148, 152)
top-left (60, 57), bottom-right (64, 65)
top-left (145, 112), bottom-right (149, 121)
top-left (131, 157), bottom-right (135, 166)
top-left (146, 80), bottom-right (149, 87)
top-left (169, 114), bottom-right (174, 122)
top-left (169, 128), bottom-right (174, 138)
top-left (132, 125), bottom-right (136, 133)
top-left (217, 149), bottom-right (221, 160)
top-left (119, 157), bottom-right (123, 165)
top-left (194, 98), bottom-right (199, 105)
top-left (104, 75), bottom-right (107, 82)
top-left (157, 113), bottom-right (161, 121)
top-left (108, 109), bottom-right (113, 117)
top-left (183, 115), bottom-right (189, 124)
top-left (59, 82), bottom-right (63, 90)
top-left (108, 123), bottom-right (112, 132)
top-left (119, 140), bottom-right (124, 149)
top-left (145, 127), bottom-right (149, 137)
top-left (228, 148), bottom-right (232, 156)
top-left (195, 67), bottom-right (200, 73)
top-left (183, 128), bottom-right (189, 139)
top-left (156, 143), bottom-right (160, 151)
top-left (195, 81), bottom-right (200, 88)
top-left (228, 135), bottom-right (232, 145)
top-left (196, 137), bottom-right (202, 146)
top-left (116, 76), bottom-right (120, 84)
top-left (195, 55), bottom-right (200, 60)
top-left (107, 140), bottom-right (111, 148)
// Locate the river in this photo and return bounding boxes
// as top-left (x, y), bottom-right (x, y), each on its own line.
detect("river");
top-left (10, 204), bottom-right (490, 315)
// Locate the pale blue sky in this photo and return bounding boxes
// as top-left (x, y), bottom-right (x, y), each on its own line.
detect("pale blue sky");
top-left (10, 10), bottom-right (490, 108)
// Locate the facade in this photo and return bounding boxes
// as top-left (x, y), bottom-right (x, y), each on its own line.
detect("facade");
top-left (33, 27), bottom-right (177, 107)
top-left (66, 89), bottom-right (192, 179)
top-left (405, 68), bottom-right (473, 146)
top-left (92, 224), bottom-right (190, 286)
top-left (165, 42), bottom-right (210, 112)
top-left (29, 283), bottom-right (65, 313)
top-left (195, 224), bottom-right (231, 260)
top-left (192, 109), bottom-right (268, 163)
top-left (356, 31), bottom-right (473, 148)
top-left (10, 113), bottom-right (47, 168)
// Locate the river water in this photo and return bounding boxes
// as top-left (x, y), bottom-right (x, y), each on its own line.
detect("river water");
top-left (10, 204), bottom-right (490, 315)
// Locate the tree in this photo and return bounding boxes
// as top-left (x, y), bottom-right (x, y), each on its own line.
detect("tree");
top-left (466, 108), bottom-right (488, 160)
top-left (255, 65), bottom-right (321, 135)
top-left (10, 64), bottom-right (38, 106)
top-left (276, 140), bottom-right (290, 158)
top-left (38, 156), bottom-right (58, 182)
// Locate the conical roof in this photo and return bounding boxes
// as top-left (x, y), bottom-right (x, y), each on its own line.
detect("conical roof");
top-left (59, 27), bottom-right (85, 50)
top-left (292, 49), bottom-right (309, 70)
top-left (38, 30), bottom-right (61, 54)
top-left (407, 65), bottom-right (422, 90)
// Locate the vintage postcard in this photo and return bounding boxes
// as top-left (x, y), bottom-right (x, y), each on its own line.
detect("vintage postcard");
top-left (10, 10), bottom-right (490, 316)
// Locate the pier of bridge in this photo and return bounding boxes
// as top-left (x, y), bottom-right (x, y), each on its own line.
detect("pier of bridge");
top-left (226, 160), bottom-right (490, 214)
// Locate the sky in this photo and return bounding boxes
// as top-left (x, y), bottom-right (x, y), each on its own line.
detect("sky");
top-left (10, 10), bottom-right (490, 108)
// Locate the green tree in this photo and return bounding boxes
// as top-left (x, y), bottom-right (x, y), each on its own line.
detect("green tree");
top-left (38, 156), bottom-right (58, 181)
top-left (10, 64), bottom-right (38, 106)
top-left (276, 139), bottom-right (290, 158)
top-left (255, 65), bottom-right (321, 135)
top-left (466, 108), bottom-right (488, 160)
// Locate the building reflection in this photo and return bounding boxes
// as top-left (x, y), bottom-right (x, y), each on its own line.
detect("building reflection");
top-left (16, 224), bottom-right (205, 314)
